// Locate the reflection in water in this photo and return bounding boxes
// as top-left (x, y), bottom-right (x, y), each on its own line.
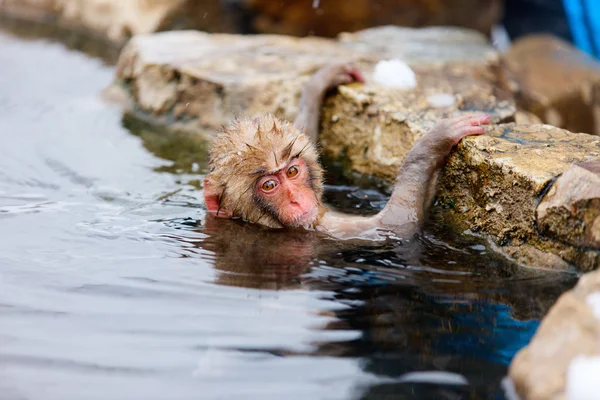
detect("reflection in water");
top-left (189, 211), bottom-right (571, 398)
top-left (0, 28), bottom-right (579, 400)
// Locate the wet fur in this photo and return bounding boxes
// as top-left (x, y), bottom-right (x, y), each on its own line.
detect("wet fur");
top-left (204, 114), bottom-right (325, 229)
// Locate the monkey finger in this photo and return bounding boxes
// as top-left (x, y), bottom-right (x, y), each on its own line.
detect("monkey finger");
top-left (349, 69), bottom-right (365, 83)
top-left (469, 114), bottom-right (491, 126)
top-left (343, 65), bottom-right (365, 83)
top-left (449, 113), bottom-right (490, 129)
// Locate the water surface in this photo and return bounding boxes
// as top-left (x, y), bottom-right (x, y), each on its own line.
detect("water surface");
top-left (0, 30), bottom-right (578, 400)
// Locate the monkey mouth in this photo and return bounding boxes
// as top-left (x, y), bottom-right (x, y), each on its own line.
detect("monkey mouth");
top-left (285, 208), bottom-right (318, 228)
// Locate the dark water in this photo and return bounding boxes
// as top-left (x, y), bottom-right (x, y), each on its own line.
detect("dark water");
top-left (0, 30), bottom-right (578, 400)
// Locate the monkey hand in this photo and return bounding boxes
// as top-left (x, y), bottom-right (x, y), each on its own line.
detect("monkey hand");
top-left (429, 113), bottom-right (491, 150)
top-left (310, 62), bottom-right (365, 94)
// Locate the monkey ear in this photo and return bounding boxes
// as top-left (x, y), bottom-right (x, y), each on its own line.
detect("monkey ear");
top-left (203, 179), bottom-right (233, 218)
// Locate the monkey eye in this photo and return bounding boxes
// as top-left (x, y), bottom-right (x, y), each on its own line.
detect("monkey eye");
top-left (261, 179), bottom-right (278, 192)
top-left (286, 165), bottom-right (299, 178)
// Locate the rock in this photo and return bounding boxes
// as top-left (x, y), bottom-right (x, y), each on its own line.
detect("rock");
top-left (111, 26), bottom-right (506, 136)
top-left (320, 64), bottom-right (514, 182)
top-left (318, 26), bottom-right (512, 181)
top-left (435, 124), bottom-right (600, 271)
top-left (0, 0), bottom-right (237, 44)
top-left (337, 25), bottom-right (499, 65)
top-left (502, 35), bottom-right (600, 136)
top-left (509, 268), bottom-right (600, 400)
top-left (537, 160), bottom-right (600, 251)
top-left (111, 30), bottom-right (364, 133)
top-left (234, 0), bottom-right (503, 37)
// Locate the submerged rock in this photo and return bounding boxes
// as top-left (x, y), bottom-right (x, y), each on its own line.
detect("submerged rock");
top-left (503, 35), bottom-right (600, 136)
top-left (435, 125), bottom-right (600, 271)
top-left (0, 0), bottom-right (237, 43)
top-left (509, 268), bottom-right (600, 400)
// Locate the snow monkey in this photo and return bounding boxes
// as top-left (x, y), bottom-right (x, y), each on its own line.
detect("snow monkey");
top-left (203, 63), bottom-right (491, 239)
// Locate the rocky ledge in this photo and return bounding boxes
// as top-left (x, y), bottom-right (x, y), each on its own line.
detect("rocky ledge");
top-left (435, 132), bottom-right (600, 272)
top-left (106, 27), bottom-right (600, 270)
top-left (109, 26), bottom-right (502, 133)
top-left (509, 267), bottom-right (600, 400)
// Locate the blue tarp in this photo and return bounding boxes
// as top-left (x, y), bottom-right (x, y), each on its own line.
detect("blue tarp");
top-left (563, 0), bottom-right (600, 58)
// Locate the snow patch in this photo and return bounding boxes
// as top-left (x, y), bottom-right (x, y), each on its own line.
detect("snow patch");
top-left (566, 355), bottom-right (600, 400)
top-left (372, 59), bottom-right (417, 89)
top-left (586, 292), bottom-right (600, 320)
top-left (427, 93), bottom-right (456, 108)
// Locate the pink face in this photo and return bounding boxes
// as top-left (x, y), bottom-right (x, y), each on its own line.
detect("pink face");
top-left (255, 158), bottom-right (319, 227)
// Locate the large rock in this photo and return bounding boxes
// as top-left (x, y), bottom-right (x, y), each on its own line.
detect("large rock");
top-left (508, 268), bottom-right (600, 400)
top-left (0, 0), bottom-right (237, 44)
top-left (337, 25), bottom-right (499, 64)
top-left (233, 0), bottom-right (503, 37)
top-left (434, 125), bottom-right (600, 271)
top-left (110, 30), bottom-right (363, 132)
top-left (319, 63), bottom-right (514, 181)
top-left (110, 26), bottom-right (507, 136)
top-left (537, 160), bottom-right (600, 250)
top-left (502, 35), bottom-right (600, 136)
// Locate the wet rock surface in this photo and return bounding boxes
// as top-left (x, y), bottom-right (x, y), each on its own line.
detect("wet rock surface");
top-left (537, 160), bottom-right (600, 250)
top-left (111, 30), bottom-right (362, 133)
top-left (110, 26), bottom-right (505, 136)
top-left (509, 268), bottom-right (600, 400)
top-left (319, 62), bottom-right (514, 181)
top-left (317, 26), bottom-right (511, 181)
top-left (502, 35), bottom-right (600, 136)
top-left (235, 0), bottom-right (503, 37)
top-left (435, 125), bottom-right (600, 271)
top-left (0, 0), bottom-right (237, 44)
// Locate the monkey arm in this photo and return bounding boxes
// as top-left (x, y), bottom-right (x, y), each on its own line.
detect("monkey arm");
top-left (319, 114), bottom-right (490, 239)
top-left (379, 114), bottom-right (490, 234)
top-left (293, 82), bottom-right (323, 143)
top-left (293, 63), bottom-right (365, 143)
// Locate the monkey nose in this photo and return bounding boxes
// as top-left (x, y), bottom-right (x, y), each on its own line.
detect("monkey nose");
top-left (287, 188), bottom-right (302, 204)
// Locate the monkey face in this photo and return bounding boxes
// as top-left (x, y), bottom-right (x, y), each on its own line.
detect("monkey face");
top-left (203, 114), bottom-right (325, 229)
top-left (254, 158), bottom-right (320, 228)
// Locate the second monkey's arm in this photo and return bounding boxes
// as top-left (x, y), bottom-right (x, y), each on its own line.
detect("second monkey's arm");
top-left (293, 63), bottom-right (364, 143)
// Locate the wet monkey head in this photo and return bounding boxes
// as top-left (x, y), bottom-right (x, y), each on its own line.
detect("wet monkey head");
top-left (203, 114), bottom-right (325, 229)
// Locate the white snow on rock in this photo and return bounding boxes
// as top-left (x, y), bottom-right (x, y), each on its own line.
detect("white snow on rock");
top-left (427, 93), bottom-right (456, 108)
top-left (586, 292), bottom-right (600, 320)
top-left (372, 59), bottom-right (417, 89)
top-left (566, 355), bottom-right (600, 400)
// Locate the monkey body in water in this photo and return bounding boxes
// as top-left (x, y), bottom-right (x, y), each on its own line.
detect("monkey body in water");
top-left (203, 63), bottom-right (491, 239)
